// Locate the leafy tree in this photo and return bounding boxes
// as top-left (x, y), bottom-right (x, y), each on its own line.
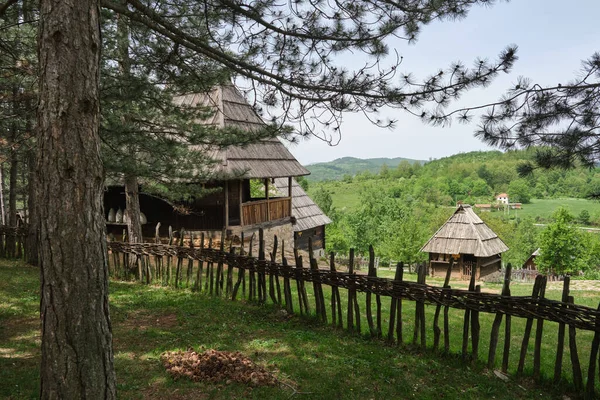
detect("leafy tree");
top-left (507, 179), bottom-right (531, 204)
top-left (579, 209), bottom-right (591, 226)
top-left (502, 217), bottom-right (538, 267)
top-left (313, 187), bottom-right (333, 216)
top-left (296, 176), bottom-right (309, 192)
top-left (537, 208), bottom-right (584, 275)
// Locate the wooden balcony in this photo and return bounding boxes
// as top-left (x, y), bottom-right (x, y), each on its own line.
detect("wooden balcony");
top-left (241, 197), bottom-right (291, 226)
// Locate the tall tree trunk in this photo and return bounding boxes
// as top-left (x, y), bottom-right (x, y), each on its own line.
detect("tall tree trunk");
top-left (124, 173), bottom-right (143, 243)
top-left (117, 8), bottom-right (143, 244)
top-left (26, 151), bottom-right (38, 265)
top-left (7, 91), bottom-right (19, 256)
top-left (0, 164), bottom-right (6, 225)
top-left (37, 0), bottom-right (116, 398)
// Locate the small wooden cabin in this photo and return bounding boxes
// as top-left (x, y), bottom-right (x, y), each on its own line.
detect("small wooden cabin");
top-left (522, 248), bottom-right (540, 270)
top-left (420, 205), bottom-right (508, 280)
top-left (105, 85), bottom-right (309, 240)
top-left (274, 177), bottom-right (332, 256)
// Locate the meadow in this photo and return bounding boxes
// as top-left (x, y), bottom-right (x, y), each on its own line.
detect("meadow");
top-left (1, 259), bottom-right (596, 399)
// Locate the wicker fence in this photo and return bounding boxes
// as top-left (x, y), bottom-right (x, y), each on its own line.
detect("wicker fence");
top-left (0, 226), bottom-right (26, 259)
top-left (107, 229), bottom-right (600, 399)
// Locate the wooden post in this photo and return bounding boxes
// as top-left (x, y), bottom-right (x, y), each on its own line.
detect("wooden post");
top-left (488, 263), bottom-right (511, 368)
top-left (388, 262), bottom-right (404, 344)
top-left (434, 260), bottom-right (453, 351)
top-left (258, 228), bottom-right (266, 303)
top-left (502, 264), bottom-right (513, 373)
top-left (471, 285), bottom-right (481, 361)
top-left (517, 275), bottom-right (543, 376)
top-left (347, 249), bottom-right (355, 332)
top-left (462, 271), bottom-right (476, 359)
top-left (584, 302), bottom-right (600, 399)
top-left (288, 176), bottom-right (293, 216)
top-left (554, 276), bottom-right (570, 382)
top-left (268, 235), bottom-right (278, 304)
top-left (281, 240), bottom-right (294, 313)
top-left (533, 276), bottom-right (547, 379)
top-left (366, 245), bottom-right (376, 337)
top-left (568, 296), bottom-right (583, 391)
top-left (239, 180), bottom-right (243, 226)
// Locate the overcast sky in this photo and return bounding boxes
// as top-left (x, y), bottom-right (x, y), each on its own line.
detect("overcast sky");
top-left (284, 0), bottom-right (600, 165)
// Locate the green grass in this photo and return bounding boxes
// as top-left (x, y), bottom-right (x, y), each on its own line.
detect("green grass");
top-left (1, 260), bottom-right (595, 399)
top-left (513, 198), bottom-right (600, 223)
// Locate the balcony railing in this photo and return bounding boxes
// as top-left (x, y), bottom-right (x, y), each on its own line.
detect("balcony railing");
top-left (241, 197), bottom-right (291, 226)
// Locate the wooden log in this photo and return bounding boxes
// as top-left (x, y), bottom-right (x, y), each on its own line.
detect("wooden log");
top-left (258, 228), bottom-right (266, 304)
top-left (471, 285), bottom-right (481, 361)
top-left (462, 271), bottom-right (476, 359)
top-left (585, 302), bottom-right (600, 400)
top-left (419, 264), bottom-right (426, 348)
top-left (309, 238), bottom-right (326, 322)
top-left (568, 296), bottom-right (584, 391)
top-left (294, 251), bottom-right (307, 315)
top-left (396, 263), bottom-right (404, 345)
top-left (533, 276), bottom-right (547, 380)
top-left (347, 249), bottom-right (355, 332)
top-left (488, 263), bottom-right (511, 368)
top-left (388, 263), bottom-right (401, 343)
top-left (226, 242), bottom-right (235, 296)
top-left (208, 238), bottom-right (214, 295)
top-left (366, 245), bottom-right (376, 337)
top-left (501, 264), bottom-right (513, 374)
top-left (268, 235), bottom-right (278, 304)
top-left (187, 233), bottom-right (194, 287)
top-left (215, 230), bottom-right (225, 296)
top-left (554, 276), bottom-right (570, 382)
top-left (281, 240), bottom-right (293, 314)
top-left (330, 252), bottom-right (337, 327)
top-left (517, 275), bottom-right (543, 376)
top-left (174, 228), bottom-right (185, 288)
top-left (273, 236), bottom-right (282, 305)
top-left (434, 260), bottom-right (453, 351)
top-left (195, 233), bottom-right (204, 292)
top-left (370, 247), bottom-right (383, 338)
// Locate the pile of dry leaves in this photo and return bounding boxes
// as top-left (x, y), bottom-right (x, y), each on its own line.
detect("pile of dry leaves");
top-left (161, 349), bottom-right (278, 387)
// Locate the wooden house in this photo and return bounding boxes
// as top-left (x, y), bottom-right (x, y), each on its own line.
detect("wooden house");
top-left (104, 85), bottom-right (309, 242)
top-left (522, 248), bottom-right (540, 270)
top-left (273, 178), bottom-right (332, 256)
top-left (420, 204), bottom-right (508, 280)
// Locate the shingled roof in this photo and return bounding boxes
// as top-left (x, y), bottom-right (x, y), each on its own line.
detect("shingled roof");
top-left (273, 178), bottom-right (332, 231)
top-left (420, 205), bottom-right (508, 257)
top-left (173, 85), bottom-right (309, 179)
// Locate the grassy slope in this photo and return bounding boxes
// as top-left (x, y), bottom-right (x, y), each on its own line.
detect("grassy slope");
top-left (1, 260), bottom-right (593, 399)
top-left (516, 198), bottom-right (600, 222)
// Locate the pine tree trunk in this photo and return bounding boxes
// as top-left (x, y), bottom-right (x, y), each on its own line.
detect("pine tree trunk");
top-left (125, 173), bottom-right (143, 243)
top-left (26, 151), bottom-right (38, 265)
top-left (0, 164), bottom-right (6, 225)
top-left (7, 125), bottom-right (18, 255)
top-left (37, 0), bottom-right (116, 398)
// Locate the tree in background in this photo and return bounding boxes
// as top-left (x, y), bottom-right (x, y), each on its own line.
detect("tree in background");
top-left (537, 208), bottom-right (585, 275)
top-left (578, 209), bottom-right (591, 226)
top-left (507, 179), bottom-right (531, 204)
top-left (312, 187), bottom-right (333, 216)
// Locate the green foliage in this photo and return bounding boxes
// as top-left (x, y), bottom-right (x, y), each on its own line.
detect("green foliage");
top-left (312, 188), bottom-right (333, 216)
top-left (578, 209), bottom-right (591, 225)
top-left (507, 179), bottom-right (531, 204)
top-left (306, 157), bottom-right (424, 181)
top-left (296, 176), bottom-right (309, 192)
top-left (537, 208), bottom-right (585, 275)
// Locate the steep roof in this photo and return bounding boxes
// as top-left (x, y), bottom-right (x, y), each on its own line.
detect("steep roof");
top-left (420, 205), bottom-right (508, 257)
top-left (273, 178), bottom-right (332, 232)
top-left (173, 85), bottom-right (309, 179)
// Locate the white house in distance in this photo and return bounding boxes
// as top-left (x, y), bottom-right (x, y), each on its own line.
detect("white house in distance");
top-left (496, 193), bottom-right (509, 204)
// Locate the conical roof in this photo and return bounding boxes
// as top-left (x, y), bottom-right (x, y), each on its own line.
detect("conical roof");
top-left (420, 205), bottom-right (508, 257)
top-left (173, 85), bottom-right (309, 179)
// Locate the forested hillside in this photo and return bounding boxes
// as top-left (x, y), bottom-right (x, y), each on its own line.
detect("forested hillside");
top-left (306, 150), bottom-right (600, 277)
top-left (305, 156), bottom-right (424, 181)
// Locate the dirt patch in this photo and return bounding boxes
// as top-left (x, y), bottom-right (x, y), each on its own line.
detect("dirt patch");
top-left (161, 349), bottom-right (278, 387)
top-left (546, 280), bottom-right (600, 291)
top-left (119, 311), bottom-right (179, 332)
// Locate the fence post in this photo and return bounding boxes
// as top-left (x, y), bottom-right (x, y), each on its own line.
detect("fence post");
top-left (554, 276), bottom-right (570, 381)
top-left (533, 276), bottom-right (548, 379)
top-left (584, 302), bottom-right (600, 400)
top-left (568, 295), bottom-right (584, 390)
top-left (434, 259), bottom-right (453, 351)
top-left (517, 275), bottom-right (543, 376)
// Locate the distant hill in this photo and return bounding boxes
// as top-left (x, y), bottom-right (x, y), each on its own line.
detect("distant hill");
top-left (305, 156), bottom-right (425, 181)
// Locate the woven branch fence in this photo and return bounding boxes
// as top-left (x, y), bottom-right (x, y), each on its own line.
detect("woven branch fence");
top-left (107, 228), bottom-right (600, 399)
top-left (0, 226), bottom-right (26, 259)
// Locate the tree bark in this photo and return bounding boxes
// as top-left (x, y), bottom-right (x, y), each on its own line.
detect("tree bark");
top-left (37, 0), bottom-right (116, 398)
top-left (26, 151), bottom-right (38, 265)
top-left (124, 173), bottom-right (143, 243)
top-left (0, 164), bottom-right (6, 225)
